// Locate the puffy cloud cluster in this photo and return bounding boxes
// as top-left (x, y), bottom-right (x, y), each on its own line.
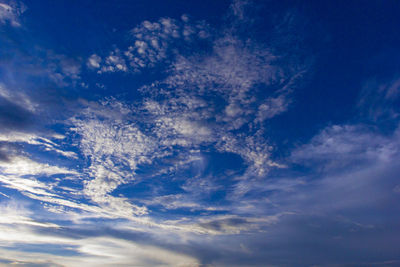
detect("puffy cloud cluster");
top-left (88, 15), bottom-right (210, 73)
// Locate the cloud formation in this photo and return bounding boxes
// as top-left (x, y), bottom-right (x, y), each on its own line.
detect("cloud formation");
top-left (1, 0), bottom-right (400, 265)
top-left (0, 1), bottom-right (25, 27)
top-left (90, 15), bottom-right (210, 74)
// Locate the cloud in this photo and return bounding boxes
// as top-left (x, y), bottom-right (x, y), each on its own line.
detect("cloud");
top-left (291, 124), bottom-right (400, 170)
top-left (42, 51), bottom-right (82, 87)
top-left (0, 1), bottom-right (25, 27)
top-left (185, 120), bottom-right (400, 265)
top-left (136, 31), bottom-right (304, 175)
top-left (0, 38), bottom-right (82, 89)
top-left (87, 54), bottom-right (101, 69)
top-left (70, 101), bottom-right (156, 217)
top-left (286, 120), bottom-right (400, 215)
top-left (229, 0), bottom-right (250, 21)
top-left (196, 214), bottom-right (282, 235)
top-left (0, 210), bottom-right (200, 266)
top-left (0, 1), bottom-right (353, 265)
top-left (100, 49), bottom-right (128, 73)
top-left (0, 153), bottom-right (78, 199)
top-left (0, 131), bottom-right (78, 159)
top-left (0, 202), bottom-right (59, 228)
top-left (0, 84), bottom-right (37, 113)
top-left (92, 16), bottom-right (210, 74)
top-left (53, 2), bottom-right (310, 239)
top-left (0, 155), bottom-right (77, 176)
top-left (0, 93), bottom-right (34, 132)
top-left (358, 76), bottom-right (400, 122)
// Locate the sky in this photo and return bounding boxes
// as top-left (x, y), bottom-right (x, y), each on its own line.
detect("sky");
top-left (0, 0), bottom-right (400, 266)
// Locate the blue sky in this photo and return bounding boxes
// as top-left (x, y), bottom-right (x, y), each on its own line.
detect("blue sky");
top-left (0, 0), bottom-right (400, 266)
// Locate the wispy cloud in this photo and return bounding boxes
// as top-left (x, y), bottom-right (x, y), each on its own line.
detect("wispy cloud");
top-left (291, 124), bottom-right (400, 171)
top-left (0, 155), bottom-right (77, 176)
top-left (0, 203), bottom-right (200, 266)
top-left (0, 1), bottom-right (25, 27)
top-left (358, 76), bottom-right (400, 122)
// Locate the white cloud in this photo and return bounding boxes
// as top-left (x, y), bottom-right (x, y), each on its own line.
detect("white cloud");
top-left (0, 154), bottom-right (78, 199)
top-left (2, 1), bottom-right (314, 251)
top-left (358, 76), bottom-right (400, 122)
top-left (70, 102), bottom-right (156, 217)
top-left (0, 174), bottom-right (57, 197)
top-left (0, 42), bottom-right (82, 89)
top-left (46, 52), bottom-right (81, 87)
top-left (71, 4), bottom-right (308, 228)
top-left (282, 124), bottom-right (400, 219)
top-left (135, 32), bottom-right (303, 176)
top-left (92, 16), bottom-right (210, 73)
top-left (87, 54), bottom-right (101, 69)
top-left (217, 132), bottom-right (280, 176)
top-left (0, 202), bottom-right (59, 228)
top-left (0, 3), bottom-right (337, 264)
top-left (255, 94), bottom-right (289, 123)
top-left (2, 1), bottom-right (400, 265)
top-left (291, 124), bottom-right (400, 169)
top-left (0, 155), bottom-right (77, 176)
top-left (0, 1), bottom-right (25, 27)
top-left (0, 210), bottom-right (200, 266)
top-left (0, 83), bottom-right (37, 112)
top-left (0, 131), bottom-right (78, 159)
top-left (229, 0), bottom-right (251, 21)
top-left (99, 49), bottom-right (127, 73)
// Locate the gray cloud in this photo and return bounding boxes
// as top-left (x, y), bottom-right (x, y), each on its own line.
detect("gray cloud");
top-left (0, 95), bottom-right (34, 132)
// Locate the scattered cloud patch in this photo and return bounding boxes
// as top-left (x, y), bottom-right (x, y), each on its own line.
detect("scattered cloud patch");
top-left (0, 1), bottom-right (25, 27)
top-left (93, 16), bottom-right (210, 73)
